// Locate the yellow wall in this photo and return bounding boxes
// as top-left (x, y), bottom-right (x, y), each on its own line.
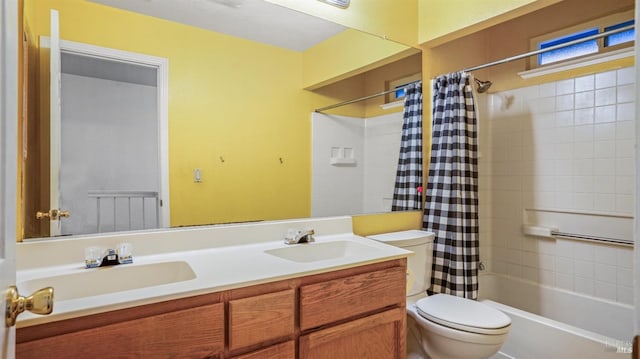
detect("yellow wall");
top-left (26, 0), bottom-right (317, 227)
top-left (419, 0), bottom-right (563, 46)
top-left (266, 0), bottom-right (418, 47)
top-left (303, 29), bottom-right (417, 90)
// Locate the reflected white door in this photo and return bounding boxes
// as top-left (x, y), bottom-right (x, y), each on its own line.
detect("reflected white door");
top-left (1, 0), bottom-right (19, 356)
top-left (49, 9), bottom-right (62, 236)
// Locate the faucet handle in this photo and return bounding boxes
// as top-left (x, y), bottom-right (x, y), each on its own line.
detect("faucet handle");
top-left (117, 242), bottom-right (133, 264)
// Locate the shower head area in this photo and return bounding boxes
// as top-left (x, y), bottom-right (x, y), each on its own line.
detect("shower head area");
top-left (474, 78), bottom-right (492, 93)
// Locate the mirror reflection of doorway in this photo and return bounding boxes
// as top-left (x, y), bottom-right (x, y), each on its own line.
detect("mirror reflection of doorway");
top-left (59, 53), bottom-right (160, 235)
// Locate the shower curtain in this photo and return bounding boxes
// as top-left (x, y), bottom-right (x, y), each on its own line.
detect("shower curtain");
top-left (391, 81), bottom-right (423, 211)
top-left (424, 72), bottom-right (479, 299)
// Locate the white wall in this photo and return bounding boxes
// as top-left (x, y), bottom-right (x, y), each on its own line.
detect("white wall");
top-left (479, 67), bottom-right (635, 305)
top-left (61, 74), bottom-right (158, 235)
top-left (311, 111), bottom-right (403, 217)
top-left (363, 113), bottom-right (404, 213)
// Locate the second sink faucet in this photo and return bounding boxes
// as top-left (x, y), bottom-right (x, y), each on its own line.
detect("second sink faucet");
top-left (284, 229), bottom-right (315, 244)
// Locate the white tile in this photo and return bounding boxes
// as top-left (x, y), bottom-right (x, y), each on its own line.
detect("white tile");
top-left (592, 159), bottom-right (615, 175)
top-left (615, 194), bottom-right (634, 213)
top-left (595, 88), bottom-right (617, 106)
top-left (593, 175), bottom-right (615, 192)
top-left (594, 141), bottom-right (615, 158)
top-left (572, 176), bottom-right (593, 192)
top-left (574, 108), bottom-right (594, 125)
top-left (575, 91), bottom-right (594, 109)
top-left (574, 243), bottom-right (595, 262)
top-left (556, 273), bottom-right (574, 290)
top-left (615, 120), bottom-right (635, 140)
top-left (554, 143), bottom-right (573, 159)
top-left (594, 122), bottom-right (615, 140)
top-left (506, 263), bottom-right (523, 277)
top-left (574, 277), bottom-right (595, 296)
top-left (571, 159), bottom-right (593, 176)
top-left (617, 248), bottom-right (633, 268)
top-left (616, 103), bottom-right (635, 122)
top-left (615, 140), bottom-right (635, 158)
top-left (556, 94), bottom-right (574, 111)
top-left (573, 125), bottom-right (594, 142)
top-left (594, 105), bottom-right (616, 124)
top-left (617, 67), bottom-right (635, 85)
top-left (595, 246), bottom-right (618, 265)
top-left (555, 239), bottom-right (574, 258)
top-left (573, 260), bottom-right (596, 278)
top-left (615, 176), bottom-right (634, 194)
top-left (556, 79), bottom-right (575, 95)
top-left (521, 266), bottom-right (540, 283)
top-left (555, 110), bottom-right (574, 127)
top-left (539, 269), bottom-right (556, 286)
top-left (616, 158), bottom-right (635, 175)
top-left (617, 267), bottom-right (633, 286)
top-left (595, 70), bottom-right (617, 89)
top-left (538, 82), bottom-right (557, 97)
top-left (595, 281), bottom-right (617, 301)
top-left (595, 263), bottom-right (617, 283)
top-left (616, 84), bottom-right (634, 103)
top-left (554, 159), bottom-right (573, 176)
top-left (555, 175), bottom-right (573, 191)
top-left (572, 142), bottom-right (593, 159)
top-left (573, 193), bottom-right (594, 210)
top-left (594, 193), bottom-right (615, 212)
top-left (554, 192), bottom-right (573, 209)
top-left (556, 256), bottom-right (574, 274)
top-left (617, 285), bottom-right (633, 305)
top-left (575, 74), bottom-right (595, 92)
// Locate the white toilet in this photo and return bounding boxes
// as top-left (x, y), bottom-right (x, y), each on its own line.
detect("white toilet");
top-left (368, 230), bottom-right (511, 359)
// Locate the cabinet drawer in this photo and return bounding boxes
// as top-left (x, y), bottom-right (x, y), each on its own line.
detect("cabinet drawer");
top-left (300, 266), bottom-right (406, 331)
top-left (17, 302), bottom-right (225, 358)
top-left (231, 340), bottom-right (295, 359)
top-left (229, 288), bottom-right (295, 351)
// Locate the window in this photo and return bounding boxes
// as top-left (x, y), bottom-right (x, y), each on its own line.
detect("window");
top-left (386, 73), bottom-right (421, 104)
top-left (531, 10), bottom-right (634, 68)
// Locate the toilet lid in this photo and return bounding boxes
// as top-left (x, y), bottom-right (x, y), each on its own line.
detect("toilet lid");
top-left (416, 294), bottom-right (511, 335)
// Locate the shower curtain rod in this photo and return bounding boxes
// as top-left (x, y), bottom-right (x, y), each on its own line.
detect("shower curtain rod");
top-left (462, 24), bottom-right (634, 72)
top-left (314, 81), bottom-right (419, 112)
top-left (314, 24), bottom-right (634, 113)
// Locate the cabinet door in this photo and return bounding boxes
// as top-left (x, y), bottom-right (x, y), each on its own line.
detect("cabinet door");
top-left (299, 308), bottom-right (405, 359)
top-left (17, 302), bottom-right (225, 358)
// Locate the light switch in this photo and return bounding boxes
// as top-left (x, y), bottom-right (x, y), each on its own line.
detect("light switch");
top-left (194, 168), bottom-right (202, 183)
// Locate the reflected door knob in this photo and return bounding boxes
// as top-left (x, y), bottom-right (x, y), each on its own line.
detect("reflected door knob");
top-left (5, 286), bottom-right (54, 327)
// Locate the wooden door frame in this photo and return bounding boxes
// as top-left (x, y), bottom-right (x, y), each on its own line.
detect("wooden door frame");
top-left (39, 37), bottom-right (170, 230)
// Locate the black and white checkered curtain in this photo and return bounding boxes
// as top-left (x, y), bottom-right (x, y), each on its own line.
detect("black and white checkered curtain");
top-left (424, 72), bottom-right (479, 299)
top-left (391, 81), bottom-right (422, 211)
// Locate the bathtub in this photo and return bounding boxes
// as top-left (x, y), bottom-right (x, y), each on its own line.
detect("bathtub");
top-left (479, 273), bottom-right (633, 359)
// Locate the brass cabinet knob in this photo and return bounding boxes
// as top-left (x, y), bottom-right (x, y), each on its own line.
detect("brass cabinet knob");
top-left (5, 286), bottom-right (54, 327)
top-left (36, 209), bottom-right (70, 220)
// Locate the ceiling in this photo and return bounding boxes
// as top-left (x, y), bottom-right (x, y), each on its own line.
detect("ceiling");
top-left (88, 0), bottom-right (347, 51)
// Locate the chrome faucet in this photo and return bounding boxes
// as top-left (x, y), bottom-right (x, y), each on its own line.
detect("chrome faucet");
top-left (284, 229), bottom-right (315, 244)
top-left (85, 243), bottom-right (133, 268)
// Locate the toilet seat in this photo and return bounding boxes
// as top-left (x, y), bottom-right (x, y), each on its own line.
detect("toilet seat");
top-left (416, 294), bottom-right (511, 335)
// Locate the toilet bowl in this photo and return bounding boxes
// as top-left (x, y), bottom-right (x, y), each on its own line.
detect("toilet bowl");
top-left (368, 230), bottom-right (511, 359)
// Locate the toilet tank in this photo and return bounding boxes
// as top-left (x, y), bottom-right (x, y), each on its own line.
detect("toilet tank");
top-left (367, 230), bottom-right (435, 296)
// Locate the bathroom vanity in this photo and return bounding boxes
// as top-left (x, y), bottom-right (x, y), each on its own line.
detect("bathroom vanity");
top-left (14, 217), bottom-right (410, 358)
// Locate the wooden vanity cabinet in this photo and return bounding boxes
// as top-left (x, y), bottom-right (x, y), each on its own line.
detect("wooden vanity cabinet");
top-left (16, 294), bottom-right (226, 358)
top-left (16, 259), bottom-right (406, 359)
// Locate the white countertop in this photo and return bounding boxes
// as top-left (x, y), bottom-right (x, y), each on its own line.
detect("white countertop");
top-left (16, 217), bottom-right (411, 328)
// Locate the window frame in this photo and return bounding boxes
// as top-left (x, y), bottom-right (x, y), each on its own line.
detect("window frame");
top-left (529, 10), bottom-right (634, 69)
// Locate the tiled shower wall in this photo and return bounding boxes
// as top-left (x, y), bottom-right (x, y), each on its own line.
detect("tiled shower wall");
top-left (478, 67), bottom-right (635, 305)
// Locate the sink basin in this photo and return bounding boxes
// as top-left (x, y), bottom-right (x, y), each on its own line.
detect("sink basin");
top-left (264, 240), bottom-right (380, 263)
top-left (18, 261), bottom-right (196, 301)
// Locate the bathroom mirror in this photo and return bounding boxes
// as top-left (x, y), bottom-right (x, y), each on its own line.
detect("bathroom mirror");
top-left (20, 0), bottom-right (421, 241)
